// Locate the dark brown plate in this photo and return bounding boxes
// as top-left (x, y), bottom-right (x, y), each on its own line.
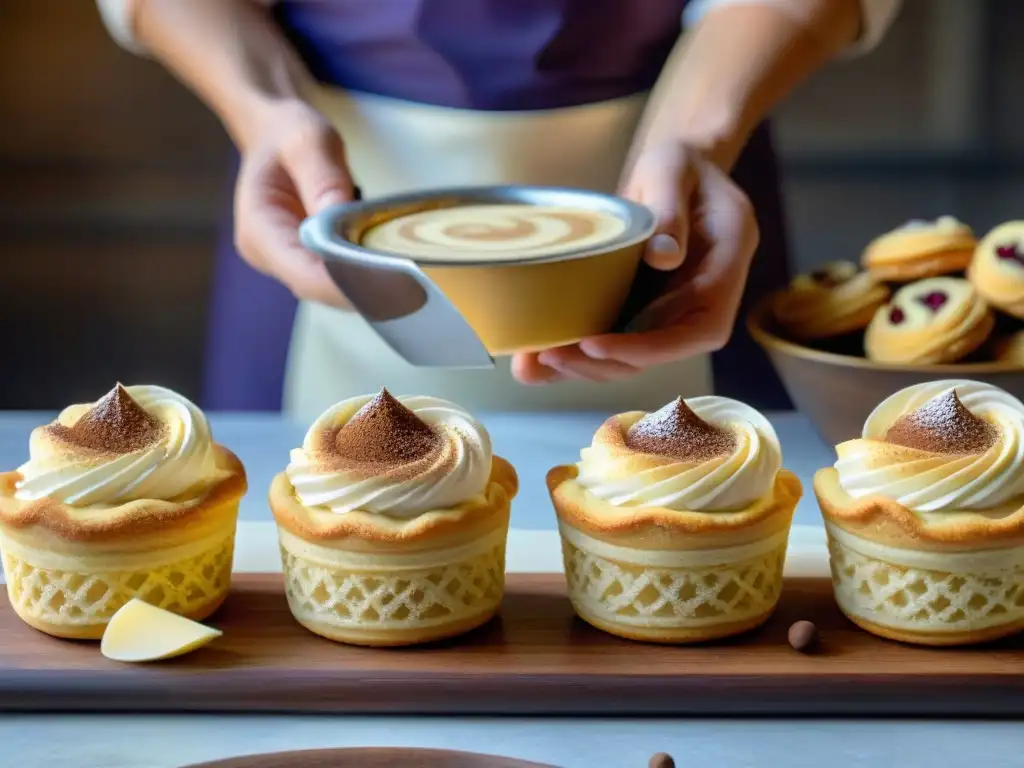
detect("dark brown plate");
top-left (182, 747), bottom-right (555, 768)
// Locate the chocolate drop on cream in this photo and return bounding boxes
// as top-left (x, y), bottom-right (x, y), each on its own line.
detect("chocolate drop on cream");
top-left (48, 383), bottom-right (164, 454)
top-left (626, 397), bottom-right (735, 462)
top-left (331, 388), bottom-right (442, 465)
top-left (884, 389), bottom-right (997, 454)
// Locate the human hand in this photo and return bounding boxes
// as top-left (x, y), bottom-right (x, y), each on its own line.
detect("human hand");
top-left (233, 100), bottom-right (355, 306)
top-left (512, 142), bottom-right (760, 384)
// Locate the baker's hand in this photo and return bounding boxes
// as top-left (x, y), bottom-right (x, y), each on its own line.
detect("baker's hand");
top-left (234, 100), bottom-right (355, 306)
top-left (512, 142), bottom-right (759, 384)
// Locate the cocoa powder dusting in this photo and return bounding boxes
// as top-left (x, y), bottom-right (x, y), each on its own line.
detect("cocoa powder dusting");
top-left (626, 397), bottom-right (735, 462)
top-left (884, 389), bottom-right (997, 454)
top-left (48, 383), bottom-right (164, 454)
top-left (326, 388), bottom-right (443, 472)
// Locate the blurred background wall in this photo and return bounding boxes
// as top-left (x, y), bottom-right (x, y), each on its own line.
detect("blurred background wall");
top-left (1, 0), bottom-right (1019, 409)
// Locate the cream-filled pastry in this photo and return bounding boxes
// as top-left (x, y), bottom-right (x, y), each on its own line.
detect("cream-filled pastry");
top-left (862, 216), bottom-right (976, 281)
top-left (547, 396), bottom-right (802, 644)
top-left (772, 261), bottom-right (890, 340)
top-left (0, 384), bottom-right (246, 639)
top-left (967, 221), bottom-right (1024, 319)
top-left (269, 388), bottom-right (518, 647)
top-left (814, 380), bottom-right (1024, 645)
top-left (864, 276), bottom-right (994, 364)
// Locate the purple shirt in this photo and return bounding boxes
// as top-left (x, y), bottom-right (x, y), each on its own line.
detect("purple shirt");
top-left (274, 0), bottom-right (687, 110)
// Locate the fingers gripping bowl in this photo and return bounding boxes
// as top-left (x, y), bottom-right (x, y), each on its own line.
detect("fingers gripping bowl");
top-left (299, 186), bottom-right (656, 359)
top-left (547, 396), bottom-right (802, 644)
top-left (269, 389), bottom-right (518, 646)
top-left (0, 385), bottom-right (247, 639)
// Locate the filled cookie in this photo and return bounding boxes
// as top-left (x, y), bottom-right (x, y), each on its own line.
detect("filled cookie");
top-left (772, 261), bottom-right (890, 340)
top-left (864, 276), bottom-right (994, 364)
top-left (862, 216), bottom-right (976, 282)
top-left (967, 221), bottom-right (1024, 319)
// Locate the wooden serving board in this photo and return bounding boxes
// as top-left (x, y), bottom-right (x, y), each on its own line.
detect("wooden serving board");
top-left (1, 573), bottom-right (1023, 717)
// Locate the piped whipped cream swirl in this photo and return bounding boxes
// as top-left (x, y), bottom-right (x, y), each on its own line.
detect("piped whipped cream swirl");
top-left (361, 204), bottom-right (627, 262)
top-left (286, 389), bottom-right (492, 518)
top-left (835, 380), bottom-right (1024, 512)
top-left (576, 396), bottom-right (783, 511)
top-left (15, 384), bottom-right (225, 506)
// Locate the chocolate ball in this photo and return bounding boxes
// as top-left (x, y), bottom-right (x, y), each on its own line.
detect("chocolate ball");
top-left (788, 620), bottom-right (819, 652)
top-left (649, 753), bottom-right (675, 768)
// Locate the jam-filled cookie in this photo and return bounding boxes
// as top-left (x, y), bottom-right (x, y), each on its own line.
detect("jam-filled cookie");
top-left (967, 221), bottom-right (1024, 319)
top-left (862, 216), bottom-right (976, 282)
top-left (772, 261), bottom-right (890, 340)
top-left (864, 276), bottom-right (994, 364)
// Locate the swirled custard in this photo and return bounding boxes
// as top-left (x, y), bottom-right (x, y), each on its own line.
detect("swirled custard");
top-left (361, 204), bottom-right (627, 262)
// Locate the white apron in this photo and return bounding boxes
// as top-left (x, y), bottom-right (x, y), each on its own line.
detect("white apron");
top-left (283, 87), bottom-right (712, 424)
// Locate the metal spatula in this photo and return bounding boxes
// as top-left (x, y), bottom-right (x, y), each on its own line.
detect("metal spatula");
top-left (299, 193), bottom-right (495, 370)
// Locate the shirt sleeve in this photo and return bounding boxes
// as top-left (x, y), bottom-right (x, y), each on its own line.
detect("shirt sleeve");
top-left (682, 0), bottom-right (902, 56)
top-left (95, 0), bottom-right (277, 55)
top-left (96, 0), bottom-right (146, 54)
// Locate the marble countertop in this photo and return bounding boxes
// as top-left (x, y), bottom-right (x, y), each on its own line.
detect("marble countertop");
top-left (0, 411), bottom-right (1012, 768)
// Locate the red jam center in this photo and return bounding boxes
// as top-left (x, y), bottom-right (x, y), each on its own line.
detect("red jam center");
top-left (889, 306), bottom-right (906, 325)
top-left (917, 291), bottom-right (948, 312)
top-left (996, 243), bottom-right (1024, 267)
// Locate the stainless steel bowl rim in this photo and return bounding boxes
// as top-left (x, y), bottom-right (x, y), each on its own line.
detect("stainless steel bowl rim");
top-left (309, 185), bottom-right (657, 268)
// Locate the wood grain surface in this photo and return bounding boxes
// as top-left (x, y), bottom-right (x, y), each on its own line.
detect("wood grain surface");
top-left (1, 573), bottom-right (1023, 716)
top-left (182, 747), bottom-right (555, 768)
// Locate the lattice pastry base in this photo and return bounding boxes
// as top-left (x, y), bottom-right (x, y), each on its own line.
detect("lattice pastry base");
top-left (0, 528), bottom-right (236, 640)
top-left (277, 526), bottom-right (508, 647)
top-left (826, 524), bottom-right (1024, 646)
top-left (558, 523), bottom-right (789, 643)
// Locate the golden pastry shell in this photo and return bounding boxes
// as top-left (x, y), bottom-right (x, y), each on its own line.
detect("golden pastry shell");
top-left (0, 445), bottom-right (246, 549)
top-left (547, 464), bottom-right (801, 550)
top-left (269, 455), bottom-right (518, 552)
top-left (814, 467), bottom-right (1024, 552)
